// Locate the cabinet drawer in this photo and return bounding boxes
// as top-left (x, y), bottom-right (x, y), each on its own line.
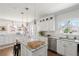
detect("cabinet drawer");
top-left (33, 51), bottom-right (47, 56)
top-left (21, 44), bottom-right (27, 56)
top-left (33, 46), bottom-right (47, 56)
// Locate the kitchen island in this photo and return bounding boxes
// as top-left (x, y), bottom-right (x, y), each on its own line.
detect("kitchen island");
top-left (21, 38), bottom-right (48, 56)
top-left (21, 42), bottom-right (48, 56)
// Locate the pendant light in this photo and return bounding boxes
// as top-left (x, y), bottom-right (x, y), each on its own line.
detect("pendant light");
top-left (21, 7), bottom-right (28, 27)
top-left (21, 11), bottom-right (24, 28)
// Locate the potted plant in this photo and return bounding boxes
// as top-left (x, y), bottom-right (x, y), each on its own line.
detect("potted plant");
top-left (64, 27), bottom-right (71, 33)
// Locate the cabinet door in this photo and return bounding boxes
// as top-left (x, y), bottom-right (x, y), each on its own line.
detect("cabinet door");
top-left (65, 41), bottom-right (77, 56)
top-left (21, 44), bottom-right (27, 56)
top-left (47, 19), bottom-right (55, 31)
top-left (33, 45), bottom-right (47, 56)
top-left (37, 21), bottom-right (46, 31)
top-left (57, 40), bottom-right (64, 55)
top-left (21, 44), bottom-right (32, 56)
top-left (0, 36), bottom-right (3, 45)
top-left (37, 16), bottom-right (55, 31)
top-left (3, 35), bottom-right (7, 44)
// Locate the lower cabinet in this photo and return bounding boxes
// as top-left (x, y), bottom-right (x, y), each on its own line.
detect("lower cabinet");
top-left (21, 44), bottom-right (47, 56)
top-left (57, 39), bottom-right (77, 56)
top-left (57, 39), bottom-right (65, 55)
top-left (65, 41), bottom-right (77, 56)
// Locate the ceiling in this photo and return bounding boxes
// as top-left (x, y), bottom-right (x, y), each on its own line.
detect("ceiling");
top-left (0, 3), bottom-right (78, 22)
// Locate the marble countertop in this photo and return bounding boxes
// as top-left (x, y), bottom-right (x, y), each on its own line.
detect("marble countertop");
top-left (21, 41), bottom-right (48, 52)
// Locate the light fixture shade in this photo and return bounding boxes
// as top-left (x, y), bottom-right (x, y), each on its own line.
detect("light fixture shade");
top-left (34, 20), bottom-right (36, 24)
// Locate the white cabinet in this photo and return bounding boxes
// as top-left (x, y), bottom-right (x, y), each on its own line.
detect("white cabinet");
top-left (37, 16), bottom-right (55, 31)
top-left (47, 19), bottom-right (55, 31)
top-left (21, 44), bottom-right (29, 56)
top-left (0, 35), bottom-right (7, 45)
top-left (65, 41), bottom-right (77, 56)
top-left (0, 35), bottom-right (4, 45)
top-left (37, 20), bottom-right (48, 31)
top-left (57, 39), bottom-right (77, 56)
top-left (0, 34), bottom-right (16, 45)
top-left (33, 46), bottom-right (47, 56)
top-left (57, 39), bottom-right (65, 55)
top-left (21, 43), bottom-right (48, 56)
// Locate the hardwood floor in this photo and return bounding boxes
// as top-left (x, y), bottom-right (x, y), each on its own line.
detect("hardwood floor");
top-left (0, 47), bottom-right (13, 56)
top-left (48, 50), bottom-right (61, 56)
top-left (0, 47), bottom-right (61, 56)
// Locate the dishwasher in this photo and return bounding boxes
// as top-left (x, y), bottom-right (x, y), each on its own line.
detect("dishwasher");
top-left (48, 37), bottom-right (57, 52)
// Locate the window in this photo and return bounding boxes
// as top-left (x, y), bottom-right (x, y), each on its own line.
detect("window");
top-left (58, 18), bottom-right (79, 33)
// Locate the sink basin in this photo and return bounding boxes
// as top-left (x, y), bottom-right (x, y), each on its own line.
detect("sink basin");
top-left (59, 37), bottom-right (67, 39)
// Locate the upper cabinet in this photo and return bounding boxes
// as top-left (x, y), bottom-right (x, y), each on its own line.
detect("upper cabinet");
top-left (37, 15), bottom-right (55, 31)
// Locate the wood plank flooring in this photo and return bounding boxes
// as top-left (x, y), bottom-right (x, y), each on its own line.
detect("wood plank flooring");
top-left (0, 47), bottom-right (61, 56)
top-left (0, 47), bottom-right (13, 56)
top-left (48, 50), bottom-right (61, 56)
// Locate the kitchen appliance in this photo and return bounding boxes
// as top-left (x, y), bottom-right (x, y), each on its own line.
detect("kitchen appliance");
top-left (47, 35), bottom-right (57, 52)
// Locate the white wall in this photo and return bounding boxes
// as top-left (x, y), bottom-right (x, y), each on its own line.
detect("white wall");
top-left (0, 19), bottom-right (12, 33)
top-left (0, 19), bottom-right (11, 26)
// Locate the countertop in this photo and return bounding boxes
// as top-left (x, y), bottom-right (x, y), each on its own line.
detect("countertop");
top-left (0, 42), bottom-right (16, 49)
top-left (21, 42), bottom-right (48, 52)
